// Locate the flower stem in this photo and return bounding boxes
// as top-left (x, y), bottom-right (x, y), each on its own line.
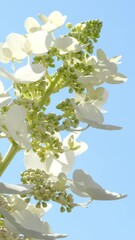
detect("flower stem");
top-left (39, 74), bottom-right (60, 107)
top-left (0, 142), bottom-right (21, 176)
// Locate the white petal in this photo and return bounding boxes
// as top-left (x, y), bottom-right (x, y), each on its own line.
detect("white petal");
top-left (0, 43), bottom-right (10, 63)
top-left (6, 33), bottom-right (27, 60)
top-left (2, 45), bottom-right (13, 61)
top-left (0, 80), bottom-right (4, 93)
top-left (24, 17), bottom-right (40, 33)
top-left (0, 182), bottom-right (33, 194)
top-left (0, 94), bottom-right (11, 107)
top-left (88, 121), bottom-right (122, 130)
top-left (39, 11), bottom-right (67, 32)
top-left (0, 64), bottom-right (45, 83)
top-left (27, 30), bottom-right (53, 55)
top-left (14, 63), bottom-right (45, 83)
top-left (74, 101), bottom-right (104, 124)
top-left (106, 73), bottom-right (127, 84)
top-left (77, 75), bottom-right (104, 86)
top-left (74, 141), bottom-right (88, 156)
top-left (5, 104), bottom-right (31, 149)
top-left (45, 155), bottom-right (63, 176)
top-left (24, 149), bottom-right (47, 170)
top-left (55, 36), bottom-right (82, 53)
top-left (58, 151), bottom-right (75, 175)
top-left (96, 49), bottom-right (107, 61)
top-left (73, 169), bottom-right (127, 200)
top-left (38, 14), bottom-right (48, 24)
top-left (48, 11), bottom-right (67, 27)
top-left (110, 55), bottom-right (122, 63)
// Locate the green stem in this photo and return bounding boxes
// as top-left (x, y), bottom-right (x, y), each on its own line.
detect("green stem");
top-left (0, 142), bottom-right (21, 176)
top-left (39, 75), bottom-right (60, 107)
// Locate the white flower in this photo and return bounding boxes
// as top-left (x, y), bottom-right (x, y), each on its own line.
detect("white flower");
top-left (54, 36), bottom-right (87, 54)
top-left (0, 33), bottom-right (27, 63)
top-left (4, 104), bottom-right (31, 149)
top-left (0, 207), bottom-right (67, 239)
top-left (96, 49), bottom-right (127, 84)
top-left (0, 182), bottom-right (33, 194)
top-left (0, 193), bottom-right (65, 239)
top-left (24, 17), bottom-right (41, 33)
top-left (0, 63), bottom-right (45, 83)
top-left (6, 195), bottom-right (52, 217)
top-left (77, 49), bottom-right (127, 86)
top-left (24, 11), bottom-right (67, 33)
top-left (24, 132), bottom-right (88, 176)
top-left (70, 169), bottom-right (127, 201)
top-left (73, 93), bottom-right (122, 130)
top-left (85, 86), bottom-right (109, 113)
top-left (38, 11), bottom-right (67, 32)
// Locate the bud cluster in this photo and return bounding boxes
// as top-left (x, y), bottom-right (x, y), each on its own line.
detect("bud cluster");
top-left (21, 169), bottom-right (75, 213)
top-left (57, 98), bottom-right (79, 130)
top-left (68, 20), bottom-right (103, 53)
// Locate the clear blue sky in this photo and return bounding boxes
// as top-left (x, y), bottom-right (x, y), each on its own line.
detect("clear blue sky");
top-left (0, 0), bottom-right (134, 239)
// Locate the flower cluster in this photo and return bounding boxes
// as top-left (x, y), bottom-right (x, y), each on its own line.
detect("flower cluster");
top-left (0, 10), bottom-right (127, 240)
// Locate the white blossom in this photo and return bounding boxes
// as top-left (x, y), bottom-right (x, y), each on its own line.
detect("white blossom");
top-left (0, 33), bottom-right (27, 63)
top-left (73, 93), bottom-right (122, 130)
top-left (54, 36), bottom-right (87, 54)
top-left (0, 63), bottom-right (45, 83)
top-left (77, 49), bottom-right (127, 86)
top-left (70, 169), bottom-right (127, 201)
top-left (38, 11), bottom-right (67, 32)
top-left (24, 11), bottom-right (67, 33)
top-left (24, 17), bottom-right (41, 33)
top-left (0, 207), bottom-right (67, 240)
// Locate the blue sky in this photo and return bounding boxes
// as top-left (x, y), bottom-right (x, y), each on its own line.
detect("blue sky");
top-left (0, 0), bottom-right (134, 239)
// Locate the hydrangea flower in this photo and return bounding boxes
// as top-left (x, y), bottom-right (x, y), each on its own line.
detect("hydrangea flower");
top-left (0, 188), bottom-right (66, 239)
top-left (77, 49), bottom-right (127, 86)
top-left (73, 93), bottom-right (122, 130)
top-left (39, 11), bottom-right (67, 32)
top-left (0, 207), bottom-right (67, 239)
top-left (0, 33), bottom-right (27, 63)
top-left (24, 11), bottom-right (67, 33)
top-left (0, 63), bottom-right (45, 83)
top-left (54, 36), bottom-right (87, 54)
top-left (70, 169), bottom-right (127, 201)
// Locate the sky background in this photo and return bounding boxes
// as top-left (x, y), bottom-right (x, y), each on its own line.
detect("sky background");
top-left (0, 0), bottom-right (134, 239)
